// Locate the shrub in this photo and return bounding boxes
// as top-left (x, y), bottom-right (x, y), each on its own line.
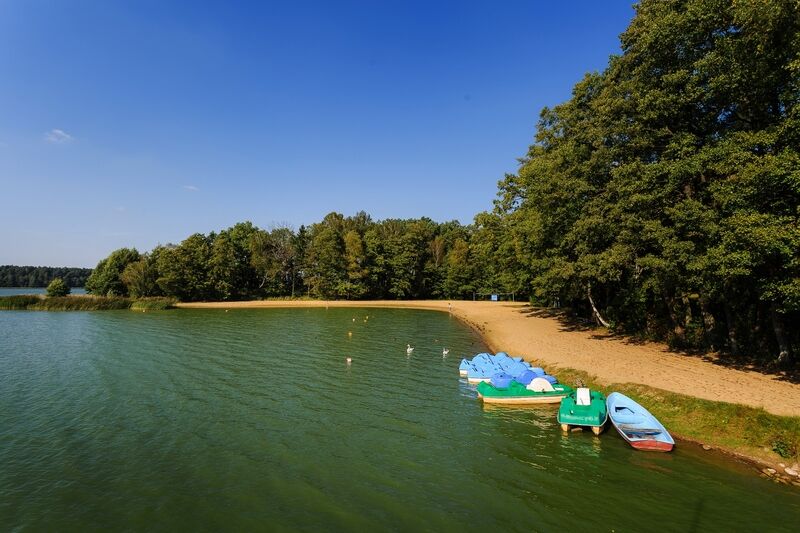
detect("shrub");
top-left (130, 297), bottom-right (177, 310)
top-left (46, 278), bottom-right (71, 297)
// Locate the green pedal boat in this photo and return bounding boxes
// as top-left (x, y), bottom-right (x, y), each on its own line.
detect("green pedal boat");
top-left (557, 388), bottom-right (608, 435)
top-left (476, 377), bottom-right (573, 405)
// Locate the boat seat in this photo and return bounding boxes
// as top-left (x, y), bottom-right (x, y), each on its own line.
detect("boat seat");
top-left (576, 387), bottom-right (591, 406)
top-left (526, 377), bottom-right (555, 392)
top-left (613, 413), bottom-right (645, 425)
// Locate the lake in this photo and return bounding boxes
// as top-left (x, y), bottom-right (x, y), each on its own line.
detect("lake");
top-left (0, 287), bottom-right (87, 296)
top-left (0, 308), bottom-right (798, 531)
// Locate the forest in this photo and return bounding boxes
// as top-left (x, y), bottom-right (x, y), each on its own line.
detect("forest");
top-left (84, 215), bottom-right (501, 303)
top-left (0, 265), bottom-right (92, 288)
top-left (45, 0), bottom-right (800, 365)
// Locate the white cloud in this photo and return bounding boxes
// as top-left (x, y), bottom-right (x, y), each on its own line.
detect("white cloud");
top-left (183, 185), bottom-right (199, 191)
top-left (44, 129), bottom-right (73, 144)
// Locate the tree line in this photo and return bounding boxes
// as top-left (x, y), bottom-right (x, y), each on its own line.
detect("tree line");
top-left (85, 213), bottom-right (513, 303)
top-left (0, 266), bottom-right (92, 288)
top-left (486, 0), bottom-right (799, 364)
top-left (79, 0), bottom-right (800, 365)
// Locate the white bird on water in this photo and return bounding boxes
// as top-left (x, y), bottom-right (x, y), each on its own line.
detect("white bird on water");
top-left (406, 344), bottom-right (414, 355)
top-left (442, 348), bottom-right (450, 357)
top-left (346, 357), bottom-right (352, 365)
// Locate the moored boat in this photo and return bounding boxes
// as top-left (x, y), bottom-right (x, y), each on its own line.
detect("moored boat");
top-left (477, 377), bottom-right (573, 405)
top-left (557, 388), bottom-right (607, 435)
top-left (606, 392), bottom-right (674, 452)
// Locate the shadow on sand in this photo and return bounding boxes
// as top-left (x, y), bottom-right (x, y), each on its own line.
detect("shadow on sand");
top-left (515, 305), bottom-right (800, 385)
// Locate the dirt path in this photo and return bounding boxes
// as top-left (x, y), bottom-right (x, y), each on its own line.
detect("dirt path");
top-left (177, 300), bottom-right (800, 417)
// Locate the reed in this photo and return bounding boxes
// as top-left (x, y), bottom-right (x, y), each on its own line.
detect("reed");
top-left (130, 297), bottom-right (177, 310)
top-left (0, 295), bottom-right (42, 309)
top-left (0, 294), bottom-right (179, 312)
top-left (29, 296), bottom-right (133, 311)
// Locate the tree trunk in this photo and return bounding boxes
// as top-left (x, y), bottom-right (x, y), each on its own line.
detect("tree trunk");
top-left (682, 295), bottom-right (693, 341)
top-left (699, 296), bottom-right (716, 350)
top-left (587, 283), bottom-right (611, 328)
top-left (723, 301), bottom-right (740, 356)
top-left (770, 303), bottom-right (792, 364)
top-left (663, 295), bottom-right (686, 344)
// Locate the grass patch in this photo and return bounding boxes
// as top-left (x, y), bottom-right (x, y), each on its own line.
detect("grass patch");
top-left (29, 296), bottom-right (133, 310)
top-left (0, 294), bottom-right (179, 311)
top-left (553, 366), bottom-right (800, 464)
top-left (130, 297), bottom-right (177, 310)
top-left (0, 295), bottom-right (42, 309)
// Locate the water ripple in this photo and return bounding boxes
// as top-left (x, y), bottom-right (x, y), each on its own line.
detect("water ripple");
top-left (1, 308), bottom-right (798, 531)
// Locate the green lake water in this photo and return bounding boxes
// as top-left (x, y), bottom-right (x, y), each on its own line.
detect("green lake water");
top-left (1, 308), bottom-right (798, 531)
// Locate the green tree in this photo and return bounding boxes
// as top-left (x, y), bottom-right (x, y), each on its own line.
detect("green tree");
top-left (85, 248), bottom-right (141, 296)
top-left (250, 226), bottom-right (298, 296)
top-left (305, 213), bottom-right (347, 298)
top-left (46, 277), bottom-right (70, 297)
top-left (156, 234), bottom-right (213, 301)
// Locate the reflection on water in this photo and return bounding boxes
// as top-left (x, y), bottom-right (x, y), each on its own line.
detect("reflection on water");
top-left (0, 308), bottom-right (798, 531)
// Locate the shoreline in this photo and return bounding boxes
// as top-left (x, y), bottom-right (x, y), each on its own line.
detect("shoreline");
top-left (178, 299), bottom-right (800, 482)
top-left (177, 300), bottom-right (799, 414)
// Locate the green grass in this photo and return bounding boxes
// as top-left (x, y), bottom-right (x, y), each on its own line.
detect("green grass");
top-left (130, 297), bottom-right (177, 310)
top-left (0, 295), bottom-right (176, 311)
top-left (29, 296), bottom-right (133, 310)
top-left (553, 367), bottom-right (800, 464)
top-left (0, 295), bottom-right (42, 309)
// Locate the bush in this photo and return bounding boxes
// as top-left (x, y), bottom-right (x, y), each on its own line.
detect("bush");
top-left (46, 278), bottom-right (71, 297)
top-left (130, 297), bottom-right (177, 310)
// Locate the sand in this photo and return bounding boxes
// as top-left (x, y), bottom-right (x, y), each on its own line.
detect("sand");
top-left (176, 300), bottom-right (800, 417)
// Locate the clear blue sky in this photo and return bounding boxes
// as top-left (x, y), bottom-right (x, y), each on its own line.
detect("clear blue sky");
top-left (0, 1), bottom-right (635, 267)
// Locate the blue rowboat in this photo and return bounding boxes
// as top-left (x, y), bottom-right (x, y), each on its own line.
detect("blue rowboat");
top-left (607, 392), bottom-right (674, 452)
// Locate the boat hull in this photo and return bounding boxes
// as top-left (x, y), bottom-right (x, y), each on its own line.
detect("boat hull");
top-left (557, 390), bottom-right (608, 432)
top-left (476, 381), bottom-right (573, 405)
top-left (626, 438), bottom-right (674, 452)
top-left (478, 392), bottom-right (567, 405)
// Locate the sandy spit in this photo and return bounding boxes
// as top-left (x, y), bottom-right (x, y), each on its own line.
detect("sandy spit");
top-left (177, 300), bottom-right (800, 417)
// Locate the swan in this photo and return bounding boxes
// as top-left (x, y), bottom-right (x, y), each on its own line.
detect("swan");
top-left (346, 357), bottom-right (352, 365)
top-left (406, 344), bottom-right (414, 355)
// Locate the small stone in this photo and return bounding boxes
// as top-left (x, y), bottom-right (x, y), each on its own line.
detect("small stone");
top-left (570, 427), bottom-right (583, 433)
top-left (792, 481), bottom-right (800, 487)
top-left (784, 467), bottom-right (799, 477)
top-left (779, 463), bottom-right (786, 468)
top-left (702, 444), bottom-right (712, 451)
top-left (763, 468), bottom-right (776, 476)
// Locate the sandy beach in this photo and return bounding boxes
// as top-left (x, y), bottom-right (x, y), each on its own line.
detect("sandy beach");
top-left (177, 299), bottom-right (800, 417)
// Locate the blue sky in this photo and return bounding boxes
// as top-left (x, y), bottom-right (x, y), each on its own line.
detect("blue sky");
top-left (0, 1), bottom-right (635, 267)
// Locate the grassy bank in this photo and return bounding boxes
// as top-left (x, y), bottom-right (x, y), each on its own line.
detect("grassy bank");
top-left (0, 295), bottom-right (176, 311)
top-left (553, 367), bottom-right (800, 469)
